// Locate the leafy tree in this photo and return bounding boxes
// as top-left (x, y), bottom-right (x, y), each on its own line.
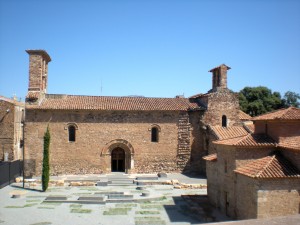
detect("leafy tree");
top-left (42, 126), bottom-right (50, 192)
top-left (239, 86), bottom-right (283, 116)
top-left (282, 91), bottom-right (300, 108)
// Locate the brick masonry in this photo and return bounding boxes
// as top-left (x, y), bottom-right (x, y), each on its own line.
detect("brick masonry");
top-left (0, 98), bottom-right (24, 161)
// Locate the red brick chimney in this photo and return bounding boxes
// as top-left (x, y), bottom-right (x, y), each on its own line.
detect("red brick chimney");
top-left (209, 64), bottom-right (230, 92)
top-left (26, 50), bottom-right (51, 102)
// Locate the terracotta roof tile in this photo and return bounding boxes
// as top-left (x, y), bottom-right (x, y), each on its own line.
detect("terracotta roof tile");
top-left (26, 91), bottom-right (40, 100)
top-left (26, 94), bottom-right (202, 111)
top-left (234, 154), bottom-right (300, 179)
top-left (243, 123), bottom-right (255, 133)
top-left (278, 136), bottom-right (300, 151)
top-left (0, 96), bottom-right (24, 106)
top-left (214, 134), bottom-right (276, 147)
top-left (252, 107), bottom-right (300, 121)
top-left (209, 64), bottom-right (231, 72)
top-left (239, 110), bottom-right (252, 121)
top-left (209, 125), bottom-right (249, 140)
top-left (203, 153), bottom-right (217, 161)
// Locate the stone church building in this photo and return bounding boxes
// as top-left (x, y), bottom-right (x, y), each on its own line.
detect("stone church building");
top-left (24, 49), bottom-right (245, 177)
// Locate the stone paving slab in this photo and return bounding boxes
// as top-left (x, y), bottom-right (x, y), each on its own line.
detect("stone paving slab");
top-left (0, 173), bottom-right (221, 225)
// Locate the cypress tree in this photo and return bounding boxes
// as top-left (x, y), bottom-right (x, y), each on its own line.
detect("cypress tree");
top-left (42, 126), bottom-right (50, 192)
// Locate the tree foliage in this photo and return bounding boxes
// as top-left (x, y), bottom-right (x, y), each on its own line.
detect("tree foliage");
top-left (42, 126), bottom-right (50, 192)
top-left (282, 91), bottom-right (300, 108)
top-left (239, 86), bottom-right (283, 116)
top-left (239, 87), bottom-right (300, 116)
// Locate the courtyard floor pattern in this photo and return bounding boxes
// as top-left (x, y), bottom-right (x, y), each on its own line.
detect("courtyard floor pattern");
top-left (0, 174), bottom-right (229, 225)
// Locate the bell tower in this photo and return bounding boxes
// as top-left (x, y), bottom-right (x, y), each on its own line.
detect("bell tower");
top-left (209, 64), bottom-right (230, 92)
top-left (26, 50), bottom-right (51, 102)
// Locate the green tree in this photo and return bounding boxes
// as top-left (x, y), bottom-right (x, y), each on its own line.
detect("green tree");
top-left (42, 126), bottom-right (50, 192)
top-left (239, 86), bottom-right (283, 116)
top-left (282, 91), bottom-right (300, 108)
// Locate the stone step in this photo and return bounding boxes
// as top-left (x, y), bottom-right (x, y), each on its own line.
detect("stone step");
top-left (108, 194), bottom-right (134, 199)
top-left (45, 195), bottom-right (68, 201)
top-left (95, 191), bottom-right (124, 195)
top-left (136, 176), bottom-right (158, 180)
top-left (78, 196), bottom-right (105, 201)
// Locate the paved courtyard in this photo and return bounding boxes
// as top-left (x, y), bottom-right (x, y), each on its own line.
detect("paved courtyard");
top-left (0, 173), bottom-right (230, 225)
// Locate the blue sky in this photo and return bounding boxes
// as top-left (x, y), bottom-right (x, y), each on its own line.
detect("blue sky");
top-left (0, 0), bottom-right (299, 100)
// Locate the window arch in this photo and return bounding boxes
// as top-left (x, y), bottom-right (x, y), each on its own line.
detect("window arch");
top-left (149, 124), bottom-right (161, 143)
top-left (68, 125), bottom-right (76, 142)
top-left (222, 115), bottom-right (227, 127)
top-left (151, 127), bottom-right (158, 142)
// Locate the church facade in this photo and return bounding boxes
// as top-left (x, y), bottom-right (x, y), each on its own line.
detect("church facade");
top-left (24, 50), bottom-right (242, 176)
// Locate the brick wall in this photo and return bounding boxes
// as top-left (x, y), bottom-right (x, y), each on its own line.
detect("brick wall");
top-left (256, 179), bottom-right (300, 218)
top-left (201, 90), bottom-right (240, 127)
top-left (236, 174), bottom-right (259, 219)
top-left (281, 149), bottom-right (300, 170)
top-left (254, 120), bottom-right (300, 142)
top-left (24, 109), bottom-right (203, 176)
top-left (0, 100), bottom-right (15, 161)
top-left (0, 100), bottom-right (24, 161)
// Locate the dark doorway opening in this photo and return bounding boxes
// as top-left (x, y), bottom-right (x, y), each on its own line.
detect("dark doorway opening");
top-left (111, 147), bottom-right (125, 172)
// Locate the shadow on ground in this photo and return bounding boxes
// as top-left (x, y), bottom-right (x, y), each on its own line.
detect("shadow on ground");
top-left (164, 195), bottom-right (229, 224)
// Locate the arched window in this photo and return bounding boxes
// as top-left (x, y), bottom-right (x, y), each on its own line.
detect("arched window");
top-left (68, 125), bottom-right (76, 142)
top-left (151, 127), bottom-right (158, 142)
top-left (222, 115), bottom-right (227, 127)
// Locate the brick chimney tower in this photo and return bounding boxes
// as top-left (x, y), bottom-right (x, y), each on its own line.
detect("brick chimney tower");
top-left (25, 50), bottom-right (51, 103)
top-left (209, 64), bottom-right (231, 92)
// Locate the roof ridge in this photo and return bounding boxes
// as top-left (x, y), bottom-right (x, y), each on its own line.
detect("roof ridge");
top-left (255, 155), bottom-right (275, 178)
top-left (45, 93), bottom-right (192, 100)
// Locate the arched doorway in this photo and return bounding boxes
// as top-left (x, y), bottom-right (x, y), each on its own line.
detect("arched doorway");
top-left (111, 147), bottom-right (125, 172)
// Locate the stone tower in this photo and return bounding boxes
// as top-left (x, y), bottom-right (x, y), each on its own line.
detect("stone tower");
top-left (209, 64), bottom-right (231, 92)
top-left (25, 50), bottom-right (51, 103)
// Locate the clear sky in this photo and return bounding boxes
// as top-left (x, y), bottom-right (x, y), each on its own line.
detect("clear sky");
top-left (0, 0), bottom-right (299, 101)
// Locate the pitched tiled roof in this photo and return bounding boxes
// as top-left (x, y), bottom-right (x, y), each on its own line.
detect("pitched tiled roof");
top-left (278, 137), bottom-right (300, 151)
top-left (214, 134), bottom-right (276, 147)
top-left (26, 94), bottom-right (202, 111)
top-left (243, 123), bottom-right (254, 133)
top-left (209, 64), bottom-right (231, 72)
top-left (234, 154), bottom-right (300, 179)
top-left (252, 107), bottom-right (300, 121)
top-left (209, 125), bottom-right (249, 140)
top-left (203, 153), bottom-right (217, 162)
top-left (239, 110), bottom-right (252, 121)
top-left (0, 96), bottom-right (24, 107)
top-left (26, 91), bottom-right (40, 100)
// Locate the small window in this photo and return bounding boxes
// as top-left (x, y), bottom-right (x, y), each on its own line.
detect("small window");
top-left (222, 115), bottom-right (227, 127)
top-left (68, 125), bottom-right (76, 142)
top-left (151, 127), bottom-right (158, 142)
top-left (224, 160), bottom-right (228, 173)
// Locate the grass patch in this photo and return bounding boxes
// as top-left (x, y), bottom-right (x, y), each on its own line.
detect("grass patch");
top-left (135, 221), bottom-right (166, 225)
top-left (29, 222), bottom-right (52, 225)
top-left (72, 192), bottom-right (92, 196)
top-left (103, 208), bottom-right (131, 215)
top-left (24, 203), bottom-right (39, 207)
top-left (115, 203), bottom-right (137, 207)
top-left (5, 205), bottom-right (24, 208)
top-left (40, 202), bottom-right (61, 206)
top-left (70, 208), bottom-right (92, 214)
top-left (26, 199), bottom-right (42, 203)
top-left (70, 204), bottom-right (82, 209)
top-left (27, 196), bottom-right (46, 198)
top-left (136, 211), bottom-right (160, 215)
top-left (38, 206), bottom-right (55, 209)
top-left (135, 217), bottom-right (165, 225)
top-left (153, 196), bottom-right (167, 201)
top-left (79, 187), bottom-right (98, 191)
top-left (140, 204), bottom-right (163, 210)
